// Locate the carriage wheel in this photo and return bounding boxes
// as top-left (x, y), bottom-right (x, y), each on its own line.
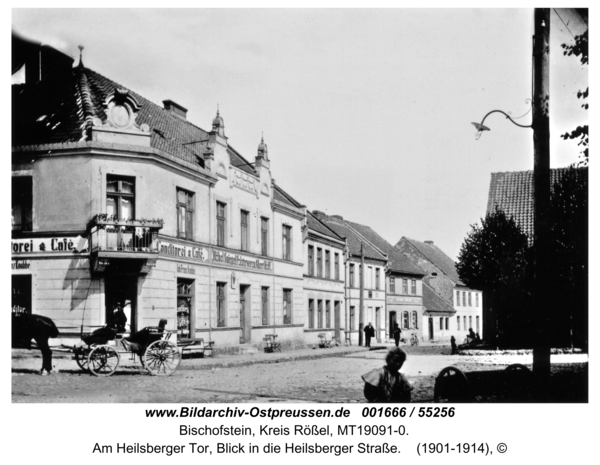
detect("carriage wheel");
top-left (434, 366), bottom-right (472, 403)
top-left (503, 363), bottom-right (533, 401)
top-left (87, 345), bottom-right (120, 377)
top-left (143, 340), bottom-right (180, 376)
top-left (75, 347), bottom-right (91, 372)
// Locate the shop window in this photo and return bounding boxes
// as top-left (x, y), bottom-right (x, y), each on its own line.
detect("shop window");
top-left (12, 275), bottom-right (32, 314)
top-left (177, 188), bottom-right (194, 240)
top-left (216, 202), bottom-right (226, 247)
top-left (412, 311), bottom-right (418, 329)
top-left (325, 250), bottom-right (331, 278)
top-left (240, 210), bottom-right (249, 252)
top-left (177, 279), bottom-right (194, 337)
top-left (308, 245), bottom-right (314, 276)
top-left (107, 175), bottom-right (135, 220)
top-left (282, 225), bottom-right (292, 260)
top-left (389, 276), bottom-right (395, 294)
top-left (216, 282), bottom-right (226, 327)
top-left (261, 217), bottom-right (269, 256)
top-left (325, 300), bottom-right (331, 328)
top-left (334, 253), bottom-right (340, 280)
top-left (283, 289), bottom-right (293, 324)
top-left (308, 299), bottom-right (315, 329)
top-left (261, 287), bottom-right (269, 325)
top-left (12, 176), bottom-right (32, 232)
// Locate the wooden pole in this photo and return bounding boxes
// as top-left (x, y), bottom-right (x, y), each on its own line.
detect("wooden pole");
top-left (359, 243), bottom-right (365, 346)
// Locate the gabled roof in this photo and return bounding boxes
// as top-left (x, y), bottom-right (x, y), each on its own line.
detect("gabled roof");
top-left (307, 211), bottom-right (345, 243)
top-left (422, 282), bottom-right (456, 315)
top-left (345, 221), bottom-right (424, 276)
top-left (273, 184), bottom-right (305, 210)
top-left (316, 214), bottom-right (387, 262)
top-left (398, 237), bottom-right (462, 284)
top-left (486, 167), bottom-right (587, 241)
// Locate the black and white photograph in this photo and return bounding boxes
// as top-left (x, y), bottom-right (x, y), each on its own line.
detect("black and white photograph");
top-left (7, 5), bottom-right (593, 461)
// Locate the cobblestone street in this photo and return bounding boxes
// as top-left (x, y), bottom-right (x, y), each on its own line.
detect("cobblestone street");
top-left (12, 344), bottom-right (588, 403)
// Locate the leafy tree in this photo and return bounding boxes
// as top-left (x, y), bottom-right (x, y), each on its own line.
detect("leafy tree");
top-left (561, 29), bottom-right (588, 165)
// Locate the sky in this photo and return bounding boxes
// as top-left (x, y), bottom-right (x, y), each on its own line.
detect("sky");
top-left (10, 8), bottom-right (588, 260)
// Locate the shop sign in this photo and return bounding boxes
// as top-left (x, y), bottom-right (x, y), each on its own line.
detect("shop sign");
top-left (11, 236), bottom-right (88, 254)
top-left (177, 264), bottom-right (195, 275)
top-left (388, 295), bottom-right (421, 304)
top-left (12, 260), bottom-right (31, 271)
top-left (212, 250), bottom-right (272, 271)
top-left (158, 241), bottom-right (208, 262)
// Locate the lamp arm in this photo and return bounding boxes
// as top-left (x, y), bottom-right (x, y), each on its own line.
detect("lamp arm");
top-left (478, 110), bottom-right (532, 129)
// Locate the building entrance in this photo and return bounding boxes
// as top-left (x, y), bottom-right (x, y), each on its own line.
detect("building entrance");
top-left (12, 275), bottom-right (32, 314)
top-left (239, 285), bottom-right (251, 343)
top-left (105, 276), bottom-right (137, 333)
top-left (428, 317), bottom-right (434, 341)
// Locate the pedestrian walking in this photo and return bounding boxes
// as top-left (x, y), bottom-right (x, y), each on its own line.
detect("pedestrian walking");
top-left (362, 347), bottom-right (412, 403)
top-left (364, 322), bottom-right (375, 347)
top-left (393, 323), bottom-right (402, 347)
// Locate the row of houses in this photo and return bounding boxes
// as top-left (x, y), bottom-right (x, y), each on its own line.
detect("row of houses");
top-left (11, 34), bottom-right (482, 350)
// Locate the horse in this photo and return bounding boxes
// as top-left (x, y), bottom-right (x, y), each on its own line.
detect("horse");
top-left (12, 312), bottom-right (60, 375)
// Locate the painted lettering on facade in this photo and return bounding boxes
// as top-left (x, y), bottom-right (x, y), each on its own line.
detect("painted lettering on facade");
top-left (11, 260), bottom-right (31, 270)
top-left (177, 265), bottom-right (196, 274)
top-left (212, 251), bottom-right (272, 271)
top-left (387, 295), bottom-right (421, 304)
top-left (159, 241), bottom-right (208, 262)
top-left (11, 237), bottom-right (87, 254)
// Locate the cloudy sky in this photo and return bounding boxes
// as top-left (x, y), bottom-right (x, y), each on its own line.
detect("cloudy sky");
top-left (11, 8), bottom-right (588, 260)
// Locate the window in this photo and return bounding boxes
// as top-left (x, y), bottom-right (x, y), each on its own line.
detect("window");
top-left (12, 177), bottom-right (32, 231)
top-left (402, 278), bottom-right (408, 294)
top-left (216, 202), bottom-right (226, 247)
top-left (375, 268), bottom-right (380, 290)
top-left (325, 250), bottom-right (331, 278)
top-left (282, 225), bottom-right (292, 260)
top-left (317, 248), bottom-right (323, 277)
top-left (107, 175), bottom-right (135, 220)
top-left (411, 311), bottom-right (418, 329)
top-left (325, 301), bottom-right (331, 328)
top-left (261, 217), bottom-right (269, 256)
top-left (475, 293), bottom-right (479, 307)
top-left (389, 277), bottom-right (395, 294)
top-left (469, 316), bottom-right (473, 330)
top-left (308, 245), bottom-right (314, 276)
top-left (468, 292), bottom-right (472, 306)
top-left (350, 306), bottom-right (356, 330)
top-left (439, 317), bottom-right (443, 331)
top-left (476, 316), bottom-right (480, 334)
top-left (261, 287), bottom-right (269, 325)
top-left (462, 291), bottom-right (466, 306)
top-left (308, 299), bottom-right (315, 329)
top-left (334, 253), bottom-right (340, 280)
top-left (463, 316), bottom-right (467, 330)
top-left (177, 279), bottom-right (193, 337)
top-left (283, 289), bottom-right (292, 324)
top-left (216, 282), bottom-right (226, 327)
top-left (411, 279), bottom-right (417, 295)
top-left (177, 188), bottom-right (194, 239)
top-left (457, 316), bottom-right (461, 330)
top-left (445, 317), bottom-right (449, 330)
top-left (403, 311), bottom-right (409, 329)
top-left (317, 300), bottom-right (323, 329)
top-left (240, 210), bottom-right (249, 252)
top-left (350, 264), bottom-right (355, 287)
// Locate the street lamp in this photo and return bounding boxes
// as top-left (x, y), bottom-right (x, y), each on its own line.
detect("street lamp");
top-left (472, 102), bottom-right (533, 139)
top-left (471, 8), bottom-right (551, 394)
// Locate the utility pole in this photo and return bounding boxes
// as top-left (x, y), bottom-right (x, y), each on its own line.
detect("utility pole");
top-left (359, 242), bottom-right (365, 346)
top-left (532, 8), bottom-right (551, 386)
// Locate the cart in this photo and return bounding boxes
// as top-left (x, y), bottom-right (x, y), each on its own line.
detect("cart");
top-left (66, 325), bottom-right (181, 377)
top-left (433, 364), bottom-right (533, 402)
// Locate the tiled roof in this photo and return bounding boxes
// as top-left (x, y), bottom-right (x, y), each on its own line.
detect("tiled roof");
top-left (422, 282), bottom-right (456, 315)
top-left (307, 211), bottom-right (345, 243)
top-left (398, 237), bottom-right (462, 284)
top-left (345, 221), bottom-right (424, 276)
top-left (315, 214), bottom-right (387, 262)
top-left (486, 168), bottom-right (587, 241)
top-left (273, 184), bottom-right (305, 210)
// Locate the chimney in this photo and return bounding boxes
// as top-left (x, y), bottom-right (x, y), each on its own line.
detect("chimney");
top-left (331, 215), bottom-right (344, 221)
top-left (312, 210), bottom-right (327, 217)
top-left (424, 240), bottom-right (434, 245)
top-left (163, 100), bottom-right (188, 120)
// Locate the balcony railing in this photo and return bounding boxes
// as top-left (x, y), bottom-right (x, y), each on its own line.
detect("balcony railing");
top-left (89, 215), bottom-right (163, 255)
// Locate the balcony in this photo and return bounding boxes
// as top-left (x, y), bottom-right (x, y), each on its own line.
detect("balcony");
top-left (88, 215), bottom-right (164, 273)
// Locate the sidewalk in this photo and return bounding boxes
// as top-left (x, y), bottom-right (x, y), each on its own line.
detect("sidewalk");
top-left (12, 343), bottom-right (385, 373)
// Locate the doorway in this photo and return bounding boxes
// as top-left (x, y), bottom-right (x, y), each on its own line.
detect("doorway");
top-left (105, 276), bottom-right (138, 333)
top-left (334, 300), bottom-right (341, 343)
top-left (375, 307), bottom-right (381, 343)
top-left (239, 285), bottom-right (250, 343)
